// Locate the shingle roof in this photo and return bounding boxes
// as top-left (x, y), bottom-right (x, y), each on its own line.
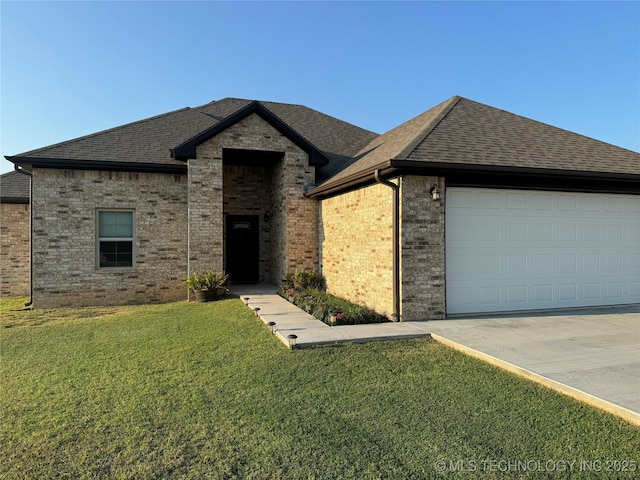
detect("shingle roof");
top-left (309, 96), bottom-right (640, 196)
top-left (0, 171), bottom-right (30, 203)
top-left (315, 96), bottom-right (459, 188)
top-left (7, 98), bottom-right (378, 179)
top-left (6, 95), bottom-right (638, 195)
top-left (406, 97), bottom-right (640, 174)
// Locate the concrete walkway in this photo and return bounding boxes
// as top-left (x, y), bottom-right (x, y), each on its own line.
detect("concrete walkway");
top-left (230, 284), bottom-right (431, 347)
top-left (230, 285), bottom-right (639, 425)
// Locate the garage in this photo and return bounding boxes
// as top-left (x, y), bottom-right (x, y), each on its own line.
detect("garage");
top-left (445, 187), bottom-right (640, 315)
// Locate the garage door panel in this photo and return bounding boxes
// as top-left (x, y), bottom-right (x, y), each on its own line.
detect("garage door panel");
top-left (446, 188), bottom-right (640, 314)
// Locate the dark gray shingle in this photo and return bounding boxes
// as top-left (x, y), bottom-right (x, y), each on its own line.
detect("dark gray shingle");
top-left (311, 96), bottom-right (640, 195)
top-left (0, 171), bottom-right (30, 203)
top-left (7, 99), bottom-right (378, 177)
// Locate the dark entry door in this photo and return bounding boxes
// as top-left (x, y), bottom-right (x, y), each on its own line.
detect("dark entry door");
top-left (226, 215), bottom-right (259, 283)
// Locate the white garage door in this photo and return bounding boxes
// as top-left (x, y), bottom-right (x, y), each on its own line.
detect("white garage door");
top-left (445, 188), bottom-right (640, 315)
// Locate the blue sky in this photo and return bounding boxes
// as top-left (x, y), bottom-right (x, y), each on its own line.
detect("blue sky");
top-left (1, 1), bottom-right (638, 175)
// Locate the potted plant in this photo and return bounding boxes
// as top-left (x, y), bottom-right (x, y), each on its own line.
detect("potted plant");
top-left (182, 271), bottom-right (230, 302)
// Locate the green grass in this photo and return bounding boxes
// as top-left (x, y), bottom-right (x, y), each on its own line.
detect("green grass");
top-left (1, 296), bottom-right (638, 479)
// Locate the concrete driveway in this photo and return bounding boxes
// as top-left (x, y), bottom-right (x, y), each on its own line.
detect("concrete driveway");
top-left (417, 305), bottom-right (640, 425)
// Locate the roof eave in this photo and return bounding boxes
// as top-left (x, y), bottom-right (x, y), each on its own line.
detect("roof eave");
top-left (5, 156), bottom-right (187, 174)
top-left (0, 196), bottom-right (29, 204)
top-left (389, 159), bottom-right (640, 180)
top-left (306, 160), bottom-right (396, 198)
top-left (307, 158), bottom-right (640, 199)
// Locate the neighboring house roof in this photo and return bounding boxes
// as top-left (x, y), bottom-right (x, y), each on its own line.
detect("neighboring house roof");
top-left (308, 96), bottom-right (640, 197)
top-left (5, 98), bottom-right (378, 180)
top-left (0, 171), bottom-right (30, 204)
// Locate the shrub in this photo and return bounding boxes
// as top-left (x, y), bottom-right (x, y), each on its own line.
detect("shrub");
top-left (285, 270), bottom-right (325, 290)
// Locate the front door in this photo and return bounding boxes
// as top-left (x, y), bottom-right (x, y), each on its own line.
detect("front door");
top-left (226, 215), bottom-right (259, 283)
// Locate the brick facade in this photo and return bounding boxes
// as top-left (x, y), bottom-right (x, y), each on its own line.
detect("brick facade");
top-left (319, 176), bottom-right (446, 321)
top-left (0, 203), bottom-right (30, 296)
top-left (320, 182), bottom-right (394, 317)
top-left (400, 175), bottom-right (446, 320)
top-left (25, 163), bottom-right (445, 316)
top-left (31, 169), bottom-right (188, 308)
top-left (25, 113), bottom-right (322, 308)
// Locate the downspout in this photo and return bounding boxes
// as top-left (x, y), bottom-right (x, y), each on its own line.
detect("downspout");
top-left (14, 164), bottom-right (33, 307)
top-left (374, 169), bottom-right (400, 321)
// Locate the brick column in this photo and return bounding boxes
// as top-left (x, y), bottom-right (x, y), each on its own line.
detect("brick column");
top-left (400, 175), bottom-right (446, 320)
top-left (188, 152), bottom-right (224, 274)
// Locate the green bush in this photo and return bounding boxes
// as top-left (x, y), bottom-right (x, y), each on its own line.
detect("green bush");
top-left (279, 286), bottom-right (388, 325)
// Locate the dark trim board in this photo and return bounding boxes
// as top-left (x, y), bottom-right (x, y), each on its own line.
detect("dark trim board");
top-left (445, 172), bottom-right (640, 195)
top-left (5, 157), bottom-right (188, 175)
top-left (308, 161), bottom-right (640, 199)
top-left (0, 197), bottom-right (29, 204)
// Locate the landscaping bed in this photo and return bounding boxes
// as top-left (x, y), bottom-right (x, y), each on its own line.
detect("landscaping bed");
top-left (279, 286), bottom-right (389, 325)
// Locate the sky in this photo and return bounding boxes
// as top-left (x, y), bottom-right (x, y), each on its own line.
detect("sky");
top-left (1, 1), bottom-right (638, 175)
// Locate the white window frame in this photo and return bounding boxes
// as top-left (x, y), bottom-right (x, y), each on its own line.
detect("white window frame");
top-left (96, 209), bottom-right (136, 270)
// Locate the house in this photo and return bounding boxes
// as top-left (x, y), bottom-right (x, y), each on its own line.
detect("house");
top-left (0, 171), bottom-right (31, 297)
top-left (4, 96), bottom-right (639, 319)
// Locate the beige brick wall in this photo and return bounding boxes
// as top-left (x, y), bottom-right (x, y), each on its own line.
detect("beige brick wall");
top-left (320, 182), bottom-right (394, 317)
top-left (400, 175), bottom-right (446, 320)
top-left (31, 169), bottom-right (188, 308)
top-left (0, 203), bottom-right (30, 296)
top-left (192, 113), bottom-right (318, 285)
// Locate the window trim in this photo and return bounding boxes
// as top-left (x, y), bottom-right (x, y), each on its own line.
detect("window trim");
top-left (96, 209), bottom-right (136, 270)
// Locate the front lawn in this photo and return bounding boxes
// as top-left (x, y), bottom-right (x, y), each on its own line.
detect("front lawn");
top-left (1, 296), bottom-right (638, 479)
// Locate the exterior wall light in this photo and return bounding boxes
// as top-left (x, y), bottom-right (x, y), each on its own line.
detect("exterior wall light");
top-left (287, 334), bottom-right (298, 349)
top-left (267, 321), bottom-right (276, 334)
top-left (430, 184), bottom-right (441, 201)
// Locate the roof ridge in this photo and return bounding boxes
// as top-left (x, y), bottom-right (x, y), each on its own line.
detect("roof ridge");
top-left (395, 95), bottom-right (462, 160)
top-left (15, 105), bottom-right (193, 157)
top-left (200, 98), bottom-right (379, 136)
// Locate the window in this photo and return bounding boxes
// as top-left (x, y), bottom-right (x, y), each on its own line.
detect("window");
top-left (97, 210), bottom-right (134, 268)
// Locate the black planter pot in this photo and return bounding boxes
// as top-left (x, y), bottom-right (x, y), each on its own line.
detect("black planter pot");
top-left (193, 287), bottom-right (226, 302)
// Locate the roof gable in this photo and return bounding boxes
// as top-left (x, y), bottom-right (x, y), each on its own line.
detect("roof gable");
top-left (171, 101), bottom-right (330, 166)
top-left (308, 96), bottom-right (640, 197)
